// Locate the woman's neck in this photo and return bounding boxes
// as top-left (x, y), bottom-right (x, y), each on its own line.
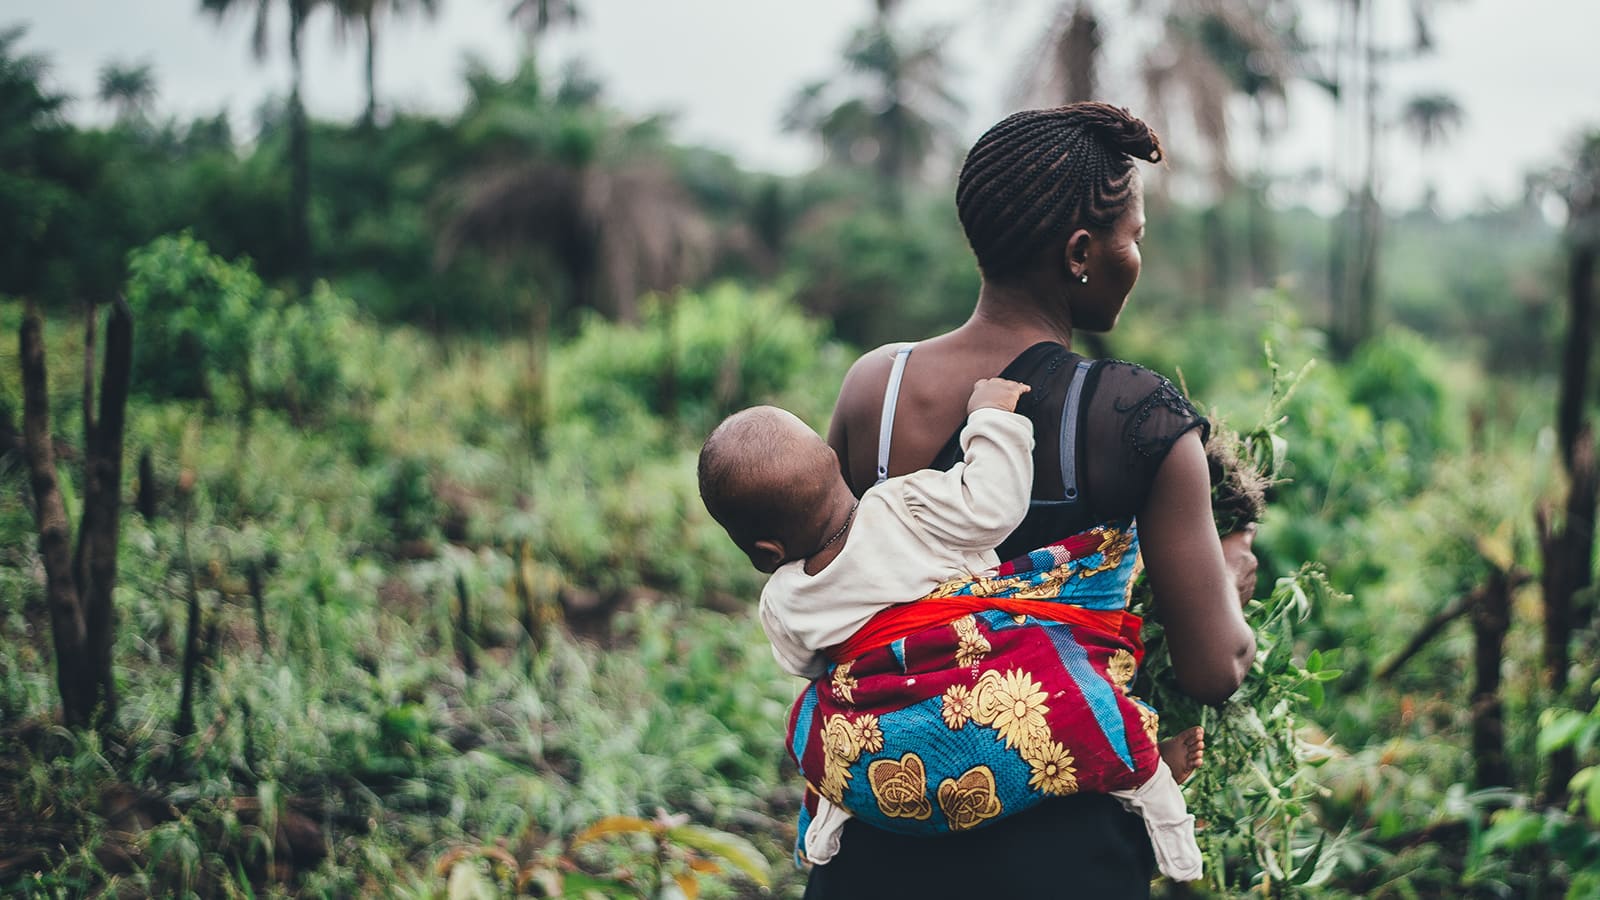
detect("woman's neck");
top-left (963, 277), bottom-right (1074, 348)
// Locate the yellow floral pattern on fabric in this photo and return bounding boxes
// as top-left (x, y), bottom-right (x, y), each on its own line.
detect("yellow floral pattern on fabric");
top-left (1136, 699), bottom-right (1159, 745)
top-left (1010, 565), bottom-right (1071, 600)
top-left (819, 714), bottom-right (864, 803)
top-left (1023, 739), bottom-right (1080, 795)
top-left (851, 713), bottom-right (885, 754)
top-left (952, 615), bottom-right (991, 667)
top-left (867, 753), bottom-right (934, 821)
top-left (1076, 527), bottom-right (1134, 579)
top-left (926, 575), bottom-right (972, 599)
top-left (1106, 649), bottom-right (1137, 693)
top-left (1122, 554), bottom-right (1145, 606)
top-left (937, 766), bottom-right (1003, 831)
top-left (831, 661), bottom-right (858, 705)
top-left (972, 668), bottom-right (1051, 753)
top-left (941, 684), bottom-right (975, 729)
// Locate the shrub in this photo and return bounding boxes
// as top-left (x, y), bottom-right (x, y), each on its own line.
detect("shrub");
top-left (124, 231), bottom-right (268, 404)
top-left (125, 233), bottom-right (370, 423)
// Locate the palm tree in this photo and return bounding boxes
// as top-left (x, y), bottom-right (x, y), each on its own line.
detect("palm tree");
top-left (436, 60), bottom-right (713, 323)
top-left (200, 0), bottom-right (324, 296)
top-left (1133, 0), bottom-right (1300, 299)
top-left (508, 0), bottom-right (580, 44)
top-left (332, 0), bottom-right (439, 129)
top-left (96, 61), bottom-right (156, 125)
top-left (783, 3), bottom-right (963, 214)
top-left (1325, 0), bottom-right (1460, 354)
top-left (1137, 0), bottom-right (1299, 196)
top-left (1398, 91), bottom-right (1463, 215)
top-left (1011, 1), bottom-right (1103, 108)
top-left (1398, 91), bottom-right (1463, 149)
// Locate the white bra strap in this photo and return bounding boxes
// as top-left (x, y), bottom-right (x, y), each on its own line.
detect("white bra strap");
top-left (875, 345), bottom-right (915, 485)
top-left (1058, 359), bottom-right (1094, 502)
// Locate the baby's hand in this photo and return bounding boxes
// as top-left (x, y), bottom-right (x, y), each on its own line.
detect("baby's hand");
top-left (967, 378), bottom-right (1031, 414)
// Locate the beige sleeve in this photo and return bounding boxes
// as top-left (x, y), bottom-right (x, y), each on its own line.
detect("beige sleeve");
top-left (759, 592), bottom-right (830, 679)
top-left (896, 407), bottom-right (1035, 553)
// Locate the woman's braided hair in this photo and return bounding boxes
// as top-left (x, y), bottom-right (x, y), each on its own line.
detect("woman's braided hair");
top-left (956, 102), bottom-right (1163, 278)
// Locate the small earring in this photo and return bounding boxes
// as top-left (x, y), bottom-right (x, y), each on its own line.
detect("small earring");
top-left (1079, 273), bottom-right (1089, 284)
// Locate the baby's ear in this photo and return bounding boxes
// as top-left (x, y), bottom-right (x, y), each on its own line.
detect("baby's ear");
top-left (749, 539), bottom-right (787, 574)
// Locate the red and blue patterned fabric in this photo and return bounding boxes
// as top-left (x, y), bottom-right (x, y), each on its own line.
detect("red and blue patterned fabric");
top-left (785, 521), bottom-right (1162, 862)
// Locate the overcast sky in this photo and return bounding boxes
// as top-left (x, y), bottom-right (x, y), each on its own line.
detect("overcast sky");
top-left (13, 0), bottom-right (1600, 214)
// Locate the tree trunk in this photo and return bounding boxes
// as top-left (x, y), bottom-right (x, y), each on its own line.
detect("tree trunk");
top-left (20, 303), bottom-right (94, 728)
top-left (1203, 204), bottom-right (1232, 311)
top-left (1058, 3), bottom-right (1099, 104)
top-left (1544, 242), bottom-right (1599, 802)
top-left (1327, 198), bottom-right (1351, 355)
top-left (1472, 568), bottom-right (1511, 789)
top-left (1540, 442), bottom-right (1593, 804)
top-left (515, 542), bottom-right (542, 673)
top-left (1246, 175), bottom-right (1275, 289)
top-left (1559, 247), bottom-right (1596, 470)
top-left (877, 99), bottom-right (906, 217)
top-left (175, 498), bottom-right (203, 739)
top-left (74, 299), bottom-right (132, 729)
top-left (1329, 1), bottom-right (1383, 358)
top-left (137, 449), bottom-right (158, 520)
top-left (455, 573), bottom-right (476, 677)
top-left (1353, 187), bottom-right (1382, 348)
top-left (289, 1), bottom-right (314, 298)
top-left (362, 9), bottom-right (378, 130)
top-left (249, 561), bottom-right (269, 656)
top-left (1351, 2), bottom-right (1383, 351)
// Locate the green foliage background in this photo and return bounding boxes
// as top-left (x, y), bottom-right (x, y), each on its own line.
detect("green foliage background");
top-left (2, 18), bottom-right (1596, 900)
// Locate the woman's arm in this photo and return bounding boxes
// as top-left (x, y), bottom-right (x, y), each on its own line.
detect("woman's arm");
top-left (1137, 429), bottom-right (1256, 705)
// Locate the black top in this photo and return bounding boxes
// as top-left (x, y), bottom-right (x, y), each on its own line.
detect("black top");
top-left (929, 342), bottom-right (1209, 560)
top-left (805, 343), bottom-right (1208, 900)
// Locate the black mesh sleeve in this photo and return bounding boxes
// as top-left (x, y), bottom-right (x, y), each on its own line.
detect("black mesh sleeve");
top-left (1081, 360), bottom-right (1210, 520)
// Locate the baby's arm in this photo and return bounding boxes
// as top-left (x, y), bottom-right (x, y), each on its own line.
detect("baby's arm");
top-left (759, 595), bottom-right (830, 679)
top-left (898, 378), bottom-right (1035, 552)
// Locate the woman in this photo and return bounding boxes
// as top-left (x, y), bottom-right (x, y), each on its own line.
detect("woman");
top-left (806, 103), bottom-right (1258, 897)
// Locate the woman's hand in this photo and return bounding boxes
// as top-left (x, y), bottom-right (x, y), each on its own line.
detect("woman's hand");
top-left (1220, 524), bottom-right (1259, 606)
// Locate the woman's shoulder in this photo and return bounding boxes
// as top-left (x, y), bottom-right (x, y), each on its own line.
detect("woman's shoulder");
top-left (834, 342), bottom-right (916, 417)
top-left (1088, 357), bottom-right (1182, 391)
top-left (841, 342), bottom-right (917, 383)
top-left (1085, 358), bottom-right (1210, 459)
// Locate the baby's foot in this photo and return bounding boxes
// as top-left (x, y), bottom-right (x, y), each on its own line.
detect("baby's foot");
top-left (1160, 726), bottom-right (1205, 784)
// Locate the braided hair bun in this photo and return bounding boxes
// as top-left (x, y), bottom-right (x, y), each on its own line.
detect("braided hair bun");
top-left (956, 102), bottom-right (1163, 278)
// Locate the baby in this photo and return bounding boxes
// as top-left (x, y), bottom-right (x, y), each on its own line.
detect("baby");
top-left (698, 378), bottom-right (1203, 878)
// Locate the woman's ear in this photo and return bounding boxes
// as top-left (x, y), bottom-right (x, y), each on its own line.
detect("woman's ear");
top-left (1063, 228), bottom-right (1093, 280)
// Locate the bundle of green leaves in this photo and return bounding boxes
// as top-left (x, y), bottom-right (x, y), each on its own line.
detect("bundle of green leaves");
top-left (1134, 350), bottom-right (1347, 895)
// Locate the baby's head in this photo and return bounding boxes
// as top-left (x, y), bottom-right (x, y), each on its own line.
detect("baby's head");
top-left (698, 406), bottom-right (848, 574)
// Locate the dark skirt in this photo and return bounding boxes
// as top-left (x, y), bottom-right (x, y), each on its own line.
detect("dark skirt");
top-left (802, 793), bottom-right (1155, 899)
